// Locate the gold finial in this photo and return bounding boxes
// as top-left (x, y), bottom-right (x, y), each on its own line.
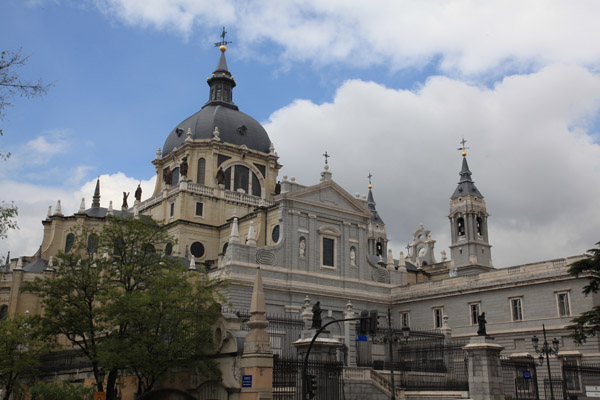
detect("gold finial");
top-left (458, 138), bottom-right (469, 157)
top-left (368, 184), bottom-right (372, 190)
top-left (220, 45), bottom-right (227, 52)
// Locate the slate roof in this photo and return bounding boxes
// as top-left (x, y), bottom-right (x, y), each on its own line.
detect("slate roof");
top-left (162, 48), bottom-right (271, 156)
top-left (451, 156), bottom-right (483, 199)
top-left (367, 188), bottom-right (384, 224)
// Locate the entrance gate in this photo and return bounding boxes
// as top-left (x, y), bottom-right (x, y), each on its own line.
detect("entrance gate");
top-left (501, 358), bottom-right (539, 400)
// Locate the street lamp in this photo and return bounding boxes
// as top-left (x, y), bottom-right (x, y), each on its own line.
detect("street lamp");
top-left (531, 324), bottom-right (560, 400)
top-left (371, 308), bottom-right (411, 400)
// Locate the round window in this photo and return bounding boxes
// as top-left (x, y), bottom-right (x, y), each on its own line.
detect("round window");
top-left (191, 242), bottom-right (205, 258)
top-left (271, 225), bottom-right (280, 243)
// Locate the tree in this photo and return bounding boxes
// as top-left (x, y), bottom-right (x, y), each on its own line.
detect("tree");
top-left (567, 242), bottom-right (600, 343)
top-left (29, 381), bottom-right (94, 400)
top-left (1, 49), bottom-right (51, 145)
top-left (0, 49), bottom-right (52, 262)
top-left (26, 217), bottom-right (223, 399)
top-left (0, 314), bottom-right (53, 400)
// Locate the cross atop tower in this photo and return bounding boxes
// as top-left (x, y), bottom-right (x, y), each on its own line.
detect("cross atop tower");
top-left (323, 151), bottom-right (330, 165)
top-left (457, 138), bottom-right (469, 153)
top-left (368, 172), bottom-right (373, 185)
top-left (214, 27), bottom-right (232, 47)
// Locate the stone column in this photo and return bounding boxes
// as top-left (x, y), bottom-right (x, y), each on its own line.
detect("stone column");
top-left (464, 336), bottom-right (504, 400)
top-left (240, 267), bottom-right (273, 400)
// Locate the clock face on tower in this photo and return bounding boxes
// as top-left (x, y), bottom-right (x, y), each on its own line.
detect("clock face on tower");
top-left (418, 247), bottom-right (427, 257)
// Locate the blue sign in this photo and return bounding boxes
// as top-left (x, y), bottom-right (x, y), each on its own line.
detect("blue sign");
top-left (242, 375), bottom-right (252, 388)
top-left (357, 335), bottom-right (368, 342)
top-left (522, 370), bottom-right (532, 379)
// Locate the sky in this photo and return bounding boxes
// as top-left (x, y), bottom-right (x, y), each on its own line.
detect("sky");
top-left (1, 0), bottom-right (600, 268)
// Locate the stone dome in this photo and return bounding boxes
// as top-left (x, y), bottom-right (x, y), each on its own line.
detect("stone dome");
top-left (163, 104), bottom-right (271, 156)
top-left (162, 46), bottom-right (271, 157)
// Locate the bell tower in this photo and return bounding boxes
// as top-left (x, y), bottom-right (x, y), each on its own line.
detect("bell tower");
top-left (448, 143), bottom-right (493, 274)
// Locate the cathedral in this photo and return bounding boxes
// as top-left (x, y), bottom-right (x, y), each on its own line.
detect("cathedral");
top-left (1, 43), bottom-right (599, 398)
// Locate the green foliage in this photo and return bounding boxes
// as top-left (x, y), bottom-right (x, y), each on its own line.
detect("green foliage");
top-left (0, 201), bottom-right (17, 239)
top-left (1, 49), bottom-right (52, 143)
top-left (25, 217), bottom-right (224, 398)
top-left (567, 242), bottom-right (600, 343)
top-left (29, 381), bottom-right (94, 400)
top-left (0, 314), bottom-right (53, 400)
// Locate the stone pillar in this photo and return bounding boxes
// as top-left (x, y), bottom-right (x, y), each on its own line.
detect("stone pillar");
top-left (344, 300), bottom-right (357, 366)
top-left (464, 336), bottom-right (504, 400)
top-left (240, 268), bottom-right (273, 400)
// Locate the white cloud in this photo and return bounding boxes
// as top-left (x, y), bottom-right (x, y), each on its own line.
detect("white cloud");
top-left (92, 0), bottom-right (600, 75)
top-left (0, 131), bottom-right (72, 179)
top-left (0, 173), bottom-right (156, 260)
top-left (265, 64), bottom-right (600, 267)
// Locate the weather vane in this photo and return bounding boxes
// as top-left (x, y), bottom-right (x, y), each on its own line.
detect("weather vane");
top-left (214, 27), bottom-right (232, 47)
top-left (323, 151), bottom-right (330, 165)
top-left (458, 138), bottom-right (469, 153)
top-left (368, 172), bottom-right (373, 185)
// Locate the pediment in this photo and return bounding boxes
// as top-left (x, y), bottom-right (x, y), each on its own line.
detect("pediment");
top-left (283, 180), bottom-right (371, 217)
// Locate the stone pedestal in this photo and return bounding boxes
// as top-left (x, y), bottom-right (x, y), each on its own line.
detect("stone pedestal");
top-left (293, 329), bottom-right (345, 363)
top-left (464, 336), bottom-right (504, 400)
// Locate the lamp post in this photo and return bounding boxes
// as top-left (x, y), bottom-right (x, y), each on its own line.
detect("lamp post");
top-left (371, 308), bottom-right (410, 400)
top-left (531, 324), bottom-right (560, 400)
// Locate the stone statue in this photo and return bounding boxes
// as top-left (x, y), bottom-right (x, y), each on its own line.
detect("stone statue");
top-left (216, 167), bottom-right (226, 185)
top-left (350, 247), bottom-right (356, 265)
top-left (274, 181), bottom-right (281, 195)
top-left (164, 168), bottom-right (173, 185)
top-left (180, 158), bottom-right (188, 178)
top-left (477, 312), bottom-right (487, 336)
top-left (299, 238), bottom-right (306, 257)
top-left (311, 301), bottom-right (322, 329)
top-left (134, 184), bottom-right (142, 202)
top-left (122, 192), bottom-right (129, 210)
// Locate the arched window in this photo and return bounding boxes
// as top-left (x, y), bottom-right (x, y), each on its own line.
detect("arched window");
top-left (457, 217), bottom-right (465, 236)
top-left (197, 158), bottom-right (206, 185)
top-left (65, 233), bottom-right (75, 253)
top-left (191, 242), bottom-right (205, 258)
top-left (376, 241), bottom-right (383, 256)
top-left (164, 243), bottom-right (173, 256)
top-left (476, 216), bottom-right (483, 236)
top-left (143, 244), bottom-right (156, 254)
top-left (0, 305), bottom-right (8, 320)
top-left (172, 167), bottom-right (180, 185)
top-left (222, 242), bottom-right (228, 255)
top-left (223, 165), bottom-right (262, 196)
top-left (87, 234), bottom-right (99, 254)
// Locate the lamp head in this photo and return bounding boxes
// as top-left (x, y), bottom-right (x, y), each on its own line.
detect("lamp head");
top-left (532, 335), bottom-right (539, 350)
top-left (552, 337), bottom-right (560, 352)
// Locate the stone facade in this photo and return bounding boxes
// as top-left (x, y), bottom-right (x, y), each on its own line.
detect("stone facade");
top-left (1, 45), bottom-right (599, 398)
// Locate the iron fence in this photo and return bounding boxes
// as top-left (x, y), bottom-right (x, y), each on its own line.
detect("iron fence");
top-left (272, 357), bottom-right (344, 400)
top-left (356, 332), bottom-right (469, 391)
top-left (501, 358), bottom-right (540, 400)
top-left (563, 361), bottom-right (600, 399)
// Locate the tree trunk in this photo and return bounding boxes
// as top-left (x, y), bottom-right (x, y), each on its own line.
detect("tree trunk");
top-left (106, 369), bottom-right (119, 400)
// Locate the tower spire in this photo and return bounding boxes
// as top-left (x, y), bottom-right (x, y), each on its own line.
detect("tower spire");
top-left (448, 141), bottom-right (493, 273)
top-left (92, 177), bottom-right (101, 208)
top-left (204, 28), bottom-right (238, 110)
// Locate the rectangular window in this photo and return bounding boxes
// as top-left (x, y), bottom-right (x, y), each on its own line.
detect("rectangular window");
top-left (322, 237), bottom-right (334, 267)
top-left (557, 292), bottom-right (571, 317)
top-left (511, 298), bottom-right (523, 321)
top-left (401, 312), bottom-right (410, 328)
top-left (195, 202), bottom-right (203, 217)
top-left (470, 303), bottom-right (480, 325)
top-left (433, 308), bottom-right (443, 329)
top-left (169, 203), bottom-right (175, 217)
